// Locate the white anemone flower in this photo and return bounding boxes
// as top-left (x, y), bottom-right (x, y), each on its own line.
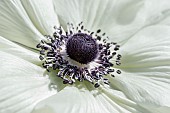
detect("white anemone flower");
top-left (0, 0), bottom-right (170, 113)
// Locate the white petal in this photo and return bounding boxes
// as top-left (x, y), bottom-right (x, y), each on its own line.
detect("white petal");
top-left (53, 0), bottom-right (146, 44)
top-left (160, 15), bottom-right (170, 26)
top-left (53, 0), bottom-right (170, 44)
top-left (32, 84), bottom-right (152, 113)
top-left (0, 36), bottom-right (40, 64)
top-left (145, 106), bottom-right (170, 113)
top-left (90, 85), bottom-right (151, 113)
top-left (0, 51), bottom-right (55, 113)
top-left (110, 25), bottom-right (170, 109)
top-left (20, 0), bottom-right (59, 35)
top-left (143, 0), bottom-right (170, 26)
top-left (110, 72), bottom-right (170, 113)
top-left (32, 86), bottom-right (110, 113)
top-left (0, 0), bottom-right (45, 48)
top-left (120, 25), bottom-right (170, 70)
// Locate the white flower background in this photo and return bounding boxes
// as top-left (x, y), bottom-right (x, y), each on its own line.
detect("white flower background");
top-left (0, 0), bottom-right (170, 113)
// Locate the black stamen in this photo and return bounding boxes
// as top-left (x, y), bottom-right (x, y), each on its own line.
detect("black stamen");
top-left (94, 83), bottom-right (100, 88)
top-left (116, 70), bottom-right (121, 74)
top-left (36, 22), bottom-right (122, 88)
top-left (97, 29), bottom-right (101, 33)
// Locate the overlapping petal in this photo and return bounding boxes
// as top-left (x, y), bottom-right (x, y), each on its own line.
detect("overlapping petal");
top-left (0, 0), bottom-right (43, 48)
top-left (0, 0), bottom-right (59, 49)
top-left (143, 0), bottom-right (170, 26)
top-left (32, 86), bottom-right (150, 113)
top-left (0, 51), bottom-right (55, 113)
top-left (0, 0), bottom-right (170, 113)
top-left (109, 25), bottom-right (170, 111)
top-left (20, 0), bottom-right (59, 35)
top-left (53, 0), bottom-right (146, 44)
top-left (0, 36), bottom-right (40, 64)
top-left (32, 86), bottom-right (109, 113)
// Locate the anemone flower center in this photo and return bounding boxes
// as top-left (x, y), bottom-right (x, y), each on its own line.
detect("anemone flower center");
top-left (36, 22), bottom-right (122, 88)
top-left (66, 33), bottom-right (98, 64)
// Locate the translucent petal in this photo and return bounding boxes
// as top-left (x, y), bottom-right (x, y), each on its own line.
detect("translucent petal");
top-left (0, 0), bottom-right (44, 48)
top-left (32, 87), bottom-right (143, 113)
top-left (32, 85), bottom-right (152, 113)
top-left (110, 71), bottom-right (170, 113)
top-left (0, 36), bottom-right (40, 64)
top-left (143, 0), bottom-right (170, 26)
top-left (85, 84), bottom-right (151, 113)
top-left (0, 51), bottom-right (55, 113)
top-left (53, 0), bottom-right (146, 44)
top-left (20, 0), bottom-right (59, 35)
top-left (110, 25), bottom-right (170, 109)
top-left (53, 0), bottom-right (170, 44)
top-left (120, 25), bottom-right (170, 70)
top-left (145, 106), bottom-right (170, 113)
top-left (32, 86), bottom-right (110, 113)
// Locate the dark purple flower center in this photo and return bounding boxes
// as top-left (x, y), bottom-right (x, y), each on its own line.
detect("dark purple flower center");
top-left (66, 33), bottom-right (98, 64)
top-left (36, 22), bottom-right (122, 88)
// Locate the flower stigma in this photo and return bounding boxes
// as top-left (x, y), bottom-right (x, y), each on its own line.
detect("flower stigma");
top-left (36, 22), bottom-right (122, 88)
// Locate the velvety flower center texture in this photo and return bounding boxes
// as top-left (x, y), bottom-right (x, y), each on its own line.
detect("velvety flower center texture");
top-left (66, 33), bottom-right (98, 64)
top-left (36, 23), bottom-right (122, 88)
top-left (1, 0), bottom-right (170, 113)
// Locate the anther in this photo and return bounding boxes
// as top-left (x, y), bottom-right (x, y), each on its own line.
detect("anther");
top-left (97, 29), bottom-right (101, 33)
top-left (116, 70), bottom-right (121, 74)
top-left (36, 22), bottom-right (122, 88)
top-left (94, 83), bottom-right (100, 88)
